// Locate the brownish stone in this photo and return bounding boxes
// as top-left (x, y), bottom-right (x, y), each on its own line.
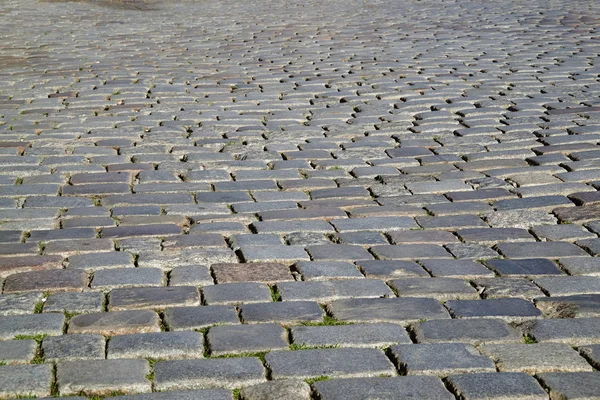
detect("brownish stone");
top-left (0, 255), bottom-right (63, 278)
top-left (68, 310), bottom-right (161, 335)
top-left (212, 263), bottom-right (294, 284)
top-left (3, 270), bottom-right (88, 293)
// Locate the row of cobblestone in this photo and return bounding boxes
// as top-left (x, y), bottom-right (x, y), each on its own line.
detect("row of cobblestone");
top-left (1, 0), bottom-right (600, 398)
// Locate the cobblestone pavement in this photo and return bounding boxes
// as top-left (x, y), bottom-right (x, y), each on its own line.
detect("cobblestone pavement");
top-left (0, 0), bottom-right (600, 398)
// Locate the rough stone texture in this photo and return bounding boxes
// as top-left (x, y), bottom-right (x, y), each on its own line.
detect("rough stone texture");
top-left (43, 334), bottom-right (106, 361)
top-left (109, 286), bottom-right (200, 311)
top-left (240, 301), bottom-right (323, 324)
top-left (163, 306), bottom-right (240, 331)
top-left (44, 292), bottom-right (104, 313)
top-left (57, 359), bottom-right (151, 396)
top-left (0, 364), bottom-right (52, 399)
top-left (266, 348), bottom-right (396, 380)
top-left (535, 294), bottom-right (600, 318)
top-left (0, 313), bottom-right (65, 340)
top-left (480, 343), bottom-right (593, 374)
top-left (68, 310), bottom-right (161, 335)
top-left (291, 323), bottom-right (411, 348)
top-left (0, 339), bottom-right (37, 364)
top-left (328, 298), bottom-right (450, 325)
top-left (447, 372), bottom-right (549, 400)
top-left (108, 331), bottom-right (204, 359)
top-left (390, 343), bottom-right (496, 376)
top-left (154, 358), bottom-right (266, 391)
top-left (241, 380), bottom-right (311, 400)
top-left (202, 283), bottom-right (272, 305)
top-left (389, 278), bottom-right (479, 300)
top-left (445, 298), bottom-right (542, 321)
top-left (537, 372), bottom-right (600, 400)
top-left (211, 262), bottom-right (293, 284)
top-left (525, 318), bottom-right (600, 345)
top-left (207, 324), bottom-right (288, 355)
top-left (110, 389), bottom-right (233, 400)
top-left (313, 376), bottom-right (455, 400)
top-left (415, 319), bottom-right (523, 345)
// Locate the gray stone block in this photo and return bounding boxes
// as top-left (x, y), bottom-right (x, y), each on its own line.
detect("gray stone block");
top-left (0, 313), bottom-right (65, 340)
top-left (473, 278), bottom-right (545, 300)
top-left (294, 261), bottom-right (363, 280)
top-left (241, 380), bottom-right (311, 400)
top-left (447, 372), bottom-right (548, 400)
top-left (534, 276), bottom-right (600, 296)
top-left (291, 323), bottom-right (411, 348)
top-left (355, 260), bottom-right (429, 278)
top-left (526, 318), bottom-right (600, 345)
top-left (108, 331), bottom-right (204, 359)
top-left (163, 306), bottom-right (240, 331)
top-left (44, 292), bottom-right (104, 313)
top-left (535, 294), bottom-right (600, 318)
top-left (108, 286), bottom-right (200, 311)
top-left (91, 267), bottom-right (165, 289)
top-left (0, 292), bottom-right (43, 316)
top-left (560, 256), bottom-right (600, 276)
top-left (207, 324), bottom-right (288, 356)
top-left (266, 348), bottom-right (396, 380)
top-left (278, 280), bottom-right (394, 302)
top-left (240, 301), bottom-right (323, 324)
top-left (111, 389), bottom-right (233, 400)
top-left (537, 372), bottom-right (600, 400)
top-left (68, 310), bottom-right (161, 336)
top-left (391, 343), bottom-right (496, 376)
top-left (238, 245), bottom-right (310, 263)
top-left (480, 343), bottom-right (593, 373)
top-left (415, 319), bottom-right (522, 345)
top-left (328, 298), bottom-right (450, 325)
top-left (421, 259), bottom-right (494, 278)
top-left (446, 298), bottom-right (542, 321)
top-left (0, 339), bottom-right (37, 364)
top-left (43, 334), bottom-right (106, 361)
top-left (154, 357), bottom-right (266, 391)
top-left (313, 376), bottom-right (455, 400)
top-left (0, 364), bottom-right (52, 399)
top-left (389, 278), bottom-right (479, 300)
top-left (202, 282), bottom-right (272, 305)
top-left (169, 266), bottom-right (214, 286)
top-left (57, 359), bottom-right (151, 396)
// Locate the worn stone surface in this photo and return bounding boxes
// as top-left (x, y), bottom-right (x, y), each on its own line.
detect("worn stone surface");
top-left (68, 310), bottom-right (161, 335)
top-left (207, 324), bottom-right (288, 356)
top-left (57, 359), bottom-right (151, 396)
top-left (266, 348), bottom-right (396, 379)
top-left (537, 372), bottom-right (600, 400)
top-left (0, 364), bottom-right (52, 399)
top-left (446, 372), bottom-right (549, 400)
top-left (0, 339), bottom-right (37, 364)
top-left (390, 343), bottom-right (496, 376)
top-left (1, 0), bottom-right (600, 392)
top-left (313, 376), bottom-right (455, 400)
top-left (154, 358), bottom-right (266, 391)
top-left (241, 380), bottom-right (311, 400)
top-left (110, 389), bottom-right (233, 400)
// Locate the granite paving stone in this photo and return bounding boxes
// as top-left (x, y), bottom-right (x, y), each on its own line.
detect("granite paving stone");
top-left (313, 376), bottom-right (455, 400)
top-left (480, 343), bottom-right (593, 374)
top-left (57, 359), bottom-right (151, 396)
top-left (2, 0), bottom-right (600, 393)
top-left (0, 364), bottom-right (52, 399)
top-left (446, 372), bottom-right (549, 400)
top-left (154, 358), bottom-right (266, 391)
top-left (390, 343), bottom-right (496, 376)
top-left (0, 339), bottom-right (37, 364)
top-left (42, 334), bottom-right (106, 362)
top-left (537, 372), bottom-right (600, 400)
top-left (163, 306), bottom-right (240, 331)
top-left (110, 389), bottom-right (233, 400)
top-left (266, 348), bottom-right (396, 380)
top-left (108, 331), bottom-right (204, 360)
top-left (207, 323), bottom-right (288, 356)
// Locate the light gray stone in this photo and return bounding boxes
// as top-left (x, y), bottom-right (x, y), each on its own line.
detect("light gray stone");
top-left (0, 364), bottom-right (52, 399)
top-left (163, 306), bottom-right (240, 331)
top-left (241, 380), bottom-right (311, 400)
top-left (57, 359), bottom-right (151, 396)
top-left (526, 318), bottom-right (600, 345)
top-left (0, 339), bottom-right (37, 364)
top-left (266, 348), bottom-right (396, 380)
top-left (43, 334), bottom-right (106, 361)
top-left (108, 331), bottom-right (204, 359)
top-left (447, 372), bottom-right (548, 400)
top-left (291, 323), bottom-right (411, 348)
top-left (537, 372), bottom-right (600, 400)
top-left (154, 357), bottom-right (266, 391)
top-left (207, 323), bottom-right (288, 355)
top-left (111, 389), bottom-right (233, 400)
top-left (0, 313), bottom-right (65, 340)
top-left (328, 298), bottom-right (450, 325)
top-left (415, 319), bottom-right (523, 345)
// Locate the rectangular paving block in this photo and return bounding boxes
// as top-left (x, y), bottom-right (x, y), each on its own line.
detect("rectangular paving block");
top-left (496, 241), bottom-right (589, 258)
top-left (43, 334), bottom-right (106, 362)
top-left (537, 372), bottom-right (600, 400)
top-left (480, 343), bottom-right (593, 374)
top-left (0, 364), bottom-right (52, 399)
top-left (239, 301), bottom-right (323, 324)
top-left (389, 278), bottom-right (479, 300)
top-left (355, 260), bottom-right (429, 278)
top-left (266, 348), bottom-right (396, 380)
top-left (294, 261), bottom-right (364, 280)
top-left (2, 269), bottom-right (88, 293)
top-left (313, 376), bottom-right (455, 400)
top-left (211, 262), bottom-right (293, 284)
top-left (534, 276), bottom-right (600, 296)
top-left (535, 294), bottom-right (600, 318)
top-left (154, 357), bottom-right (266, 391)
top-left (162, 306), bottom-right (240, 331)
top-left (108, 331), bottom-right (204, 360)
top-left (207, 323), bottom-right (288, 356)
top-left (277, 279), bottom-right (394, 302)
top-left (202, 282), bottom-right (272, 306)
top-left (526, 317), bottom-right (600, 345)
top-left (68, 310), bottom-right (161, 336)
top-left (43, 292), bottom-right (104, 313)
top-left (108, 286), bottom-right (200, 311)
top-left (0, 292), bottom-right (44, 316)
top-left (57, 359), bottom-right (151, 396)
top-left (446, 298), bottom-right (542, 321)
top-left (0, 313), bottom-right (65, 340)
top-left (328, 297), bottom-right (450, 325)
top-left (0, 339), bottom-right (37, 364)
top-left (390, 343), bottom-right (496, 376)
top-left (414, 318), bottom-right (523, 345)
top-left (290, 323), bottom-right (411, 349)
top-left (484, 258), bottom-right (563, 276)
top-left (330, 216), bottom-right (418, 232)
top-left (446, 372), bottom-right (548, 400)
top-left (238, 245), bottom-right (310, 263)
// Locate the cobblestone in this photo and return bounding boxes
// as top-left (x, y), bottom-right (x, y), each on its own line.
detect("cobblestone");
top-left (2, 0), bottom-right (600, 394)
